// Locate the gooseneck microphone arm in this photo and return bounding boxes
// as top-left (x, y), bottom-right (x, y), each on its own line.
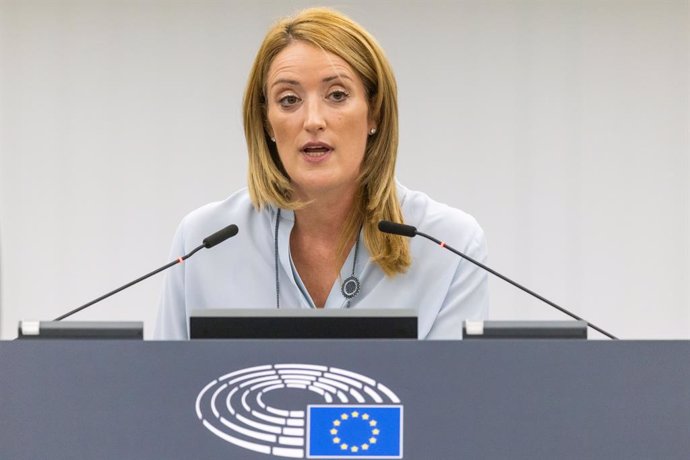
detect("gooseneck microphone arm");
top-left (53, 224), bottom-right (239, 321)
top-left (378, 221), bottom-right (617, 340)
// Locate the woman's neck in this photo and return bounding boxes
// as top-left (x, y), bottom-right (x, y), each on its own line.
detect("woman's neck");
top-left (288, 189), bottom-right (359, 308)
top-left (292, 188), bottom-right (357, 241)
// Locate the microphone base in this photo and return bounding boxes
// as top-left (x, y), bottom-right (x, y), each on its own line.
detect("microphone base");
top-left (18, 321), bottom-right (143, 339)
top-left (463, 320), bottom-right (588, 339)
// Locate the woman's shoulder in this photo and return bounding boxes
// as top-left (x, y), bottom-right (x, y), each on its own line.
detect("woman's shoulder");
top-left (183, 188), bottom-right (253, 221)
top-left (397, 182), bottom-right (484, 248)
top-left (176, 188), bottom-right (266, 242)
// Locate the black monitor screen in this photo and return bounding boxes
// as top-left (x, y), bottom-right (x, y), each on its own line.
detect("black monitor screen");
top-left (190, 309), bottom-right (417, 339)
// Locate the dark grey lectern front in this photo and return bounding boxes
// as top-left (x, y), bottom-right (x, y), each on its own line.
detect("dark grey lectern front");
top-left (1, 340), bottom-right (689, 459)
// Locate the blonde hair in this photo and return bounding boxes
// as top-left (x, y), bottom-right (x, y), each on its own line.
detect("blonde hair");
top-left (243, 7), bottom-right (410, 276)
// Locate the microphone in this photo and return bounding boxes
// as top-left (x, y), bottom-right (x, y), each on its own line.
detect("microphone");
top-left (203, 224), bottom-right (239, 248)
top-left (378, 220), bottom-right (417, 238)
top-left (378, 220), bottom-right (617, 339)
top-left (52, 224), bottom-right (239, 321)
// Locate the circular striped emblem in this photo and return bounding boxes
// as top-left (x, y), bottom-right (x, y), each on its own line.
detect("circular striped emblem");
top-left (195, 363), bottom-right (402, 458)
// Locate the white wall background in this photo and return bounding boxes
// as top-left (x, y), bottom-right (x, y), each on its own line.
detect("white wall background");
top-left (0, 0), bottom-right (688, 339)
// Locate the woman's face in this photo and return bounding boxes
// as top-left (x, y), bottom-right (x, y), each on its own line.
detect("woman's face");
top-left (265, 41), bottom-right (375, 201)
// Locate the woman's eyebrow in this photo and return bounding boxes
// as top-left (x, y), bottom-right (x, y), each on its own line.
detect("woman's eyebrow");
top-left (270, 78), bottom-right (300, 89)
top-left (269, 74), bottom-right (353, 89)
top-left (323, 74), bottom-right (353, 83)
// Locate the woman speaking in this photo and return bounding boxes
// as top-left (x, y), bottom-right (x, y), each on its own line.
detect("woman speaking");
top-left (155, 7), bottom-right (488, 339)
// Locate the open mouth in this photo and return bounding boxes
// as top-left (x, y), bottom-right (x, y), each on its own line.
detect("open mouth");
top-left (302, 146), bottom-right (330, 157)
top-left (301, 142), bottom-right (333, 158)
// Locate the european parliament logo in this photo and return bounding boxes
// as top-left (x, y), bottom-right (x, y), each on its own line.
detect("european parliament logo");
top-left (195, 364), bottom-right (404, 458)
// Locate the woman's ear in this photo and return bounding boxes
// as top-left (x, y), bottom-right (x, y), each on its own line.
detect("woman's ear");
top-left (264, 117), bottom-right (275, 142)
top-left (367, 104), bottom-right (379, 134)
top-left (367, 114), bottom-right (378, 137)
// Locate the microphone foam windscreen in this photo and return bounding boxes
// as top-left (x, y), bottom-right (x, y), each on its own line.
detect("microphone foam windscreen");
top-left (377, 221), bottom-right (417, 237)
top-left (203, 224), bottom-right (239, 248)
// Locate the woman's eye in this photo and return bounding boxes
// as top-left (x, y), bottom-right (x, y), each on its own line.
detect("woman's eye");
top-left (328, 90), bottom-right (349, 102)
top-left (279, 95), bottom-right (300, 107)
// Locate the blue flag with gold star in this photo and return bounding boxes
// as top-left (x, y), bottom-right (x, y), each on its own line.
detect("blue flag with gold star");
top-left (307, 405), bottom-right (403, 458)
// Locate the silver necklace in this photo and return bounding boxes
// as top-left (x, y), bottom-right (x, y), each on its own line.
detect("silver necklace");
top-left (274, 209), bottom-right (361, 309)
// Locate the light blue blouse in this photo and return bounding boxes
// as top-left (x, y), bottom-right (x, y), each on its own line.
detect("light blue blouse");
top-left (154, 183), bottom-right (489, 339)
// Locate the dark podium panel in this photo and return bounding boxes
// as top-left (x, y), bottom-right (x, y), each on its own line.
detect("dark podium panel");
top-left (0, 340), bottom-right (688, 459)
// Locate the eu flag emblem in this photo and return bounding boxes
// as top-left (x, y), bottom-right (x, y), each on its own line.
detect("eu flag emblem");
top-left (307, 405), bottom-right (403, 458)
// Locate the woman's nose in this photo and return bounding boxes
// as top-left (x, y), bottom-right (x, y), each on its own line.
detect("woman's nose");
top-left (303, 98), bottom-right (326, 133)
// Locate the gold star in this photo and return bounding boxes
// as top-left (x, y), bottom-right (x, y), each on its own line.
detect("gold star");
top-left (333, 420), bottom-right (341, 426)
top-left (351, 446), bottom-right (359, 452)
top-left (372, 428), bottom-right (380, 435)
top-left (341, 413), bottom-right (349, 420)
top-left (351, 411), bottom-right (359, 418)
top-left (369, 437), bottom-right (377, 444)
top-left (369, 420), bottom-right (377, 427)
top-left (340, 443), bottom-right (348, 450)
top-left (362, 444), bottom-right (369, 450)
top-left (362, 414), bottom-right (370, 420)
top-left (330, 428), bottom-right (338, 435)
top-left (333, 437), bottom-right (340, 444)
